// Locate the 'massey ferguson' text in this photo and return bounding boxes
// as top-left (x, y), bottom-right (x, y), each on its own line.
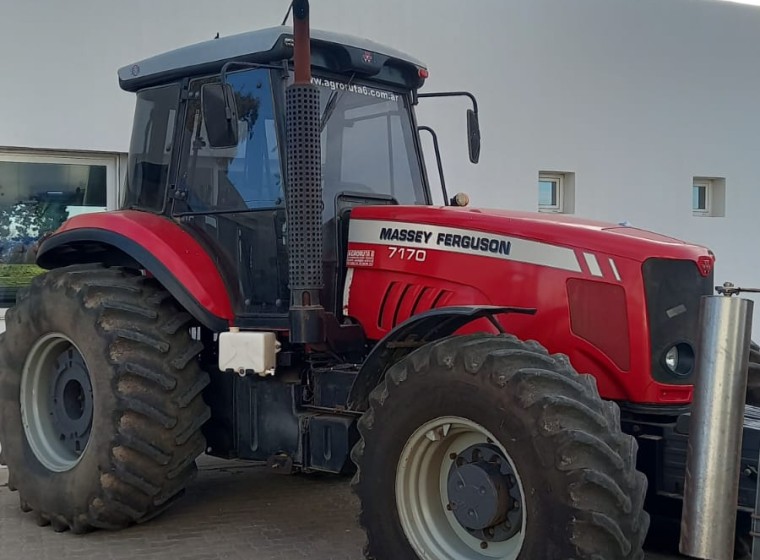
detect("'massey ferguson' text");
top-left (379, 227), bottom-right (511, 256)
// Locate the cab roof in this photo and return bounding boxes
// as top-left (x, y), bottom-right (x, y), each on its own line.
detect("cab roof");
top-left (118, 25), bottom-right (427, 92)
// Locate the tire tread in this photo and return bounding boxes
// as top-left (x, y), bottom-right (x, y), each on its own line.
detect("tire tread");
top-left (0, 264), bottom-right (209, 532)
top-left (352, 333), bottom-right (649, 560)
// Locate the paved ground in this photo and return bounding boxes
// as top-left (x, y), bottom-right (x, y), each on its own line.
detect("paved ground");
top-left (0, 459), bottom-right (681, 560)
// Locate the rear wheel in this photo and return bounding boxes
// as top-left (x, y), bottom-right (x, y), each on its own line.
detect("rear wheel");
top-left (0, 264), bottom-right (209, 532)
top-left (352, 333), bottom-right (649, 560)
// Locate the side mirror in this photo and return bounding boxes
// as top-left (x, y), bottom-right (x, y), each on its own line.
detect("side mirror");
top-left (467, 109), bottom-right (481, 164)
top-left (201, 83), bottom-right (239, 148)
top-left (417, 91), bottom-right (482, 164)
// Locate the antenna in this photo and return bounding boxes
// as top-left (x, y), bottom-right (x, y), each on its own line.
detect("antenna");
top-left (281, 1), bottom-right (294, 25)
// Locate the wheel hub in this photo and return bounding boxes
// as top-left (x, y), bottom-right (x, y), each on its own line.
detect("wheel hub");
top-left (21, 334), bottom-right (94, 472)
top-left (395, 416), bottom-right (527, 559)
top-left (447, 443), bottom-right (523, 541)
top-left (49, 348), bottom-right (93, 456)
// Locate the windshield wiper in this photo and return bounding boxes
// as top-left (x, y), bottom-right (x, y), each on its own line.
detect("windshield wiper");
top-left (318, 73), bottom-right (356, 132)
top-left (320, 90), bottom-right (340, 132)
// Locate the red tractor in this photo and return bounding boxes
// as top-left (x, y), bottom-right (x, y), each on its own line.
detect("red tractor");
top-left (1, 4), bottom-right (759, 559)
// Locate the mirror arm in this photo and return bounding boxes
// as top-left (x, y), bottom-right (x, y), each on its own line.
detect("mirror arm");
top-left (417, 90), bottom-right (481, 164)
top-left (417, 91), bottom-right (479, 115)
top-left (418, 126), bottom-right (449, 206)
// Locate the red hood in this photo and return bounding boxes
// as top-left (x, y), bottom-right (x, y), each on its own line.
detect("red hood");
top-left (350, 205), bottom-right (712, 263)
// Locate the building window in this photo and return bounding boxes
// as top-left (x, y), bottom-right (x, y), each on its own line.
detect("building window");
top-left (538, 172), bottom-right (575, 213)
top-left (692, 180), bottom-right (711, 215)
top-left (692, 177), bottom-right (726, 217)
top-left (0, 151), bottom-right (121, 306)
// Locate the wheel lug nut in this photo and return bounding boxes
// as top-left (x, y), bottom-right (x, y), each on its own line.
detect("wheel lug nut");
top-left (446, 503), bottom-right (453, 511)
top-left (449, 452), bottom-right (457, 460)
top-left (480, 542), bottom-right (488, 550)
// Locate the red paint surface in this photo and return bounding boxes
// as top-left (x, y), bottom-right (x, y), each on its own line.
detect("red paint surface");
top-left (345, 205), bottom-right (711, 405)
top-left (51, 210), bottom-right (234, 321)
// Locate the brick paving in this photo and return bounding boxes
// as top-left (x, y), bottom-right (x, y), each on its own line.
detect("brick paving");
top-left (0, 460), bottom-right (681, 560)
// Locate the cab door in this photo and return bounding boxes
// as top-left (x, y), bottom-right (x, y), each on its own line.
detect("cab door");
top-left (171, 69), bottom-right (289, 322)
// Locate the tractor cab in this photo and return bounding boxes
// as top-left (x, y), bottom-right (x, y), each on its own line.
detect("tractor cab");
top-left (118, 26), bottom-right (437, 323)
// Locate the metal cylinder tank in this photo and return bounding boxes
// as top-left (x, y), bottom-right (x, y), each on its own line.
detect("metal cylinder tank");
top-left (680, 294), bottom-right (753, 559)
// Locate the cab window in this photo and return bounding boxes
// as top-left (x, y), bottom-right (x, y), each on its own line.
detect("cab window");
top-left (175, 70), bottom-right (283, 213)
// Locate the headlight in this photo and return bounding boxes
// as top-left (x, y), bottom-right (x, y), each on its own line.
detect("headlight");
top-left (663, 343), bottom-right (695, 376)
top-left (665, 346), bottom-right (679, 371)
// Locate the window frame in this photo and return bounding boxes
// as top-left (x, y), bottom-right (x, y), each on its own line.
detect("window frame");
top-left (0, 150), bottom-right (120, 211)
top-left (538, 173), bottom-right (564, 213)
top-left (692, 179), bottom-right (712, 216)
top-left (123, 82), bottom-right (183, 214)
top-left (0, 149), bottom-right (121, 308)
top-left (171, 69), bottom-right (285, 217)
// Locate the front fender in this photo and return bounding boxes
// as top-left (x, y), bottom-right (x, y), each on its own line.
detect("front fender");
top-left (37, 210), bottom-right (234, 331)
top-left (347, 305), bottom-right (535, 411)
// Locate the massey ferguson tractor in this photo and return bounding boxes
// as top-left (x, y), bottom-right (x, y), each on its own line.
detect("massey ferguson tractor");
top-left (2, 3), bottom-right (760, 559)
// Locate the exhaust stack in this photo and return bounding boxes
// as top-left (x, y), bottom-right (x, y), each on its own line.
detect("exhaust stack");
top-left (680, 287), bottom-right (753, 559)
top-left (286, 0), bottom-right (325, 344)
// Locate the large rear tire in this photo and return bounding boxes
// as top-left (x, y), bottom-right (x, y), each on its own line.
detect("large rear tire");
top-left (352, 333), bottom-right (649, 560)
top-left (0, 264), bottom-right (209, 532)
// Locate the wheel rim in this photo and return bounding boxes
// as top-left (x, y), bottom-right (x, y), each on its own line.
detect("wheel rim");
top-left (20, 333), bottom-right (93, 472)
top-left (396, 416), bottom-right (527, 560)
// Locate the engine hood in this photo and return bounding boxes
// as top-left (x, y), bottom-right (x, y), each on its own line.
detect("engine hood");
top-left (349, 205), bottom-right (712, 264)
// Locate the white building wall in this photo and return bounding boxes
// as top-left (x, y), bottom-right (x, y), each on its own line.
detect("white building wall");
top-left (2, 0), bottom-right (760, 323)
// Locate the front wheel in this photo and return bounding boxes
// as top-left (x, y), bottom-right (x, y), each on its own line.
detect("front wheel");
top-left (352, 333), bottom-right (649, 560)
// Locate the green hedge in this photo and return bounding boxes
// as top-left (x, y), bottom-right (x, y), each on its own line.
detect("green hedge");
top-left (0, 264), bottom-right (45, 287)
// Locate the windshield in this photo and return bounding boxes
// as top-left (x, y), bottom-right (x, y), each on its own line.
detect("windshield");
top-left (312, 76), bottom-right (428, 220)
